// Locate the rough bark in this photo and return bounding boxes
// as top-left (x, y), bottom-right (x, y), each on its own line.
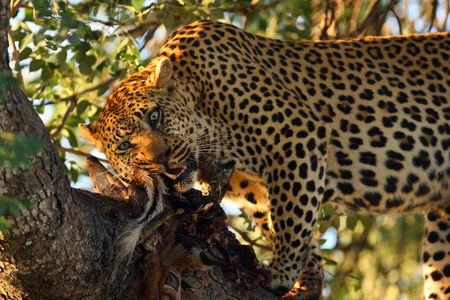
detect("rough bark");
top-left (0, 1), bottom-right (278, 299)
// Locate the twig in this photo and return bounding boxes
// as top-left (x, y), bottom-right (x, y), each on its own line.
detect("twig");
top-left (54, 145), bottom-right (109, 164)
top-left (348, 0), bottom-right (382, 37)
top-left (227, 222), bottom-right (272, 252)
top-left (120, 20), bottom-right (163, 38)
top-left (427, 0), bottom-right (438, 32)
top-left (374, 0), bottom-right (399, 35)
top-left (50, 94), bottom-right (77, 138)
top-left (10, 0), bottom-right (22, 16)
top-left (88, 18), bottom-right (125, 27)
top-left (49, 75), bottom-right (118, 139)
top-left (7, 27), bottom-right (25, 94)
top-left (350, 0), bottom-right (365, 34)
top-left (440, 0), bottom-right (449, 31)
top-left (319, 0), bottom-right (334, 40)
top-left (329, 229), bottom-right (369, 285)
top-left (224, 0), bottom-right (282, 14)
top-left (391, 9), bottom-right (403, 35)
top-left (71, 75), bottom-right (119, 98)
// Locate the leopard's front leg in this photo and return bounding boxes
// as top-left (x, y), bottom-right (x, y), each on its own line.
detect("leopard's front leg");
top-left (265, 189), bottom-right (324, 299)
top-left (265, 127), bottom-right (329, 299)
top-left (283, 237), bottom-right (324, 300)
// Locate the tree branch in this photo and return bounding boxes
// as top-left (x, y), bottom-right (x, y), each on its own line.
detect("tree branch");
top-left (54, 145), bottom-right (109, 164)
top-left (50, 94), bottom-right (76, 138)
top-left (227, 221), bottom-right (272, 252)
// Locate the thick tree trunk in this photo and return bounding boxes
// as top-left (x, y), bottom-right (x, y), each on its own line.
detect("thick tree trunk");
top-left (0, 1), bottom-right (277, 299)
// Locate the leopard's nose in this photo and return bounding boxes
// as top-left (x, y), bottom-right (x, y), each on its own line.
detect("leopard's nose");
top-left (153, 147), bottom-right (171, 163)
top-left (143, 140), bottom-right (170, 163)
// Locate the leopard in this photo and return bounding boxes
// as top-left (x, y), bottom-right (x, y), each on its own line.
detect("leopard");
top-left (79, 20), bottom-right (450, 299)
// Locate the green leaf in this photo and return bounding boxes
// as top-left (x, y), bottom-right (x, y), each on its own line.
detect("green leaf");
top-left (66, 128), bottom-right (78, 148)
top-left (110, 61), bottom-right (120, 74)
top-left (79, 62), bottom-right (92, 75)
top-left (29, 59), bottom-right (45, 72)
top-left (346, 215), bottom-right (358, 230)
top-left (33, 0), bottom-right (51, 10)
top-left (66, 115), bottom-right (84, 127)
top-left (360, 215), bottom-right (373, 230)
top-left (68, 33), bottom-right (80, 45)
top-left (41, 65), bottom-right (54, 80)
top-left (76, 100), bottom-right (90, 115)
top-left (19, 47), bottom-right (32, 60)
top-left (87, 55), bottom-right (97, 64)
top-left (93, 5), bottom-right (100, 16)
top-left (13, 30), bottom-right (26, 42)
top-left (164, 13), bottom-right (174, 29)
top-left (132, 0), bottom-right (144, 10)
top-left (331, 216), bottom-right (340, 230)
top-left (19, 32), bottom-right (34, 53)
top-left (25, 138), bottom-right (42, 154)
top-left (0, 200), bottom-right (6, 215)
top-left (323, 203), bottom-right (334, 217)
top-left (8, 202), bottom-right (19, 215)
top-left (97, 84), bottom-right (109, 96)
top-left (45, 39), bottom-right (57, 51)
top-left (318, 221), bottom-right (329, 234)
top-left (203, 0), bottom-right (216, 7)
top-left (69, 166), bottom-right (79, 182)
top-left (0, 71), bottom-right (19, 99)
top-left (0, 217), bottom-right (12, 234)
top-left (324, 258), bottom-right (338, 266)
top-left (119, 52), bottom-right (136, 61)
top-left (56, 49), bottom-right (67, 64)
top-left (210, 8), bottom-right (224, 20)
top-left (18, 198), bottom-right (32, 208)
top-left (331, 282), bottom-right (346, 300)
top-left (132, 46), bottom-right (140, 59)
top-left (0, 132), bottom-right (42, 169)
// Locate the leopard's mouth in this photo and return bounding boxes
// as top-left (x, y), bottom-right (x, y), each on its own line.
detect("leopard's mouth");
top-left (161, 153), bottom-right (197, 189)
top-left (163, 166), bottom-right (187, 181)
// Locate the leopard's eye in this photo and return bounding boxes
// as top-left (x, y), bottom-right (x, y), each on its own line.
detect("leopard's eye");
top-left (149, 109), bottom-right (160, 126)
top-left (118, 141), bottom-right (132, 151)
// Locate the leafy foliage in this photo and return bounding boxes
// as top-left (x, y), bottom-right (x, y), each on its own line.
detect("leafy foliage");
top-left (0, 70), bottom-right (20, 98)
top-left (0, 196), bottom-right (32, 234)
top-left (0, 132), bottom-right (40, 233)
top-left (7, 0), bottom-right (450, 299)
top-left (0, 132), bottom-right (42, 168)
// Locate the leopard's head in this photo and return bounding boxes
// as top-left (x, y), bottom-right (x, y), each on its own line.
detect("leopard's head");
top-left (79, 57), bottom-right (200, 192)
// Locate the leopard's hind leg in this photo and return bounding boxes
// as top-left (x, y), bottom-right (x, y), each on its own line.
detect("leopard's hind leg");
top-left (423, 207), bottom-right (450, 299)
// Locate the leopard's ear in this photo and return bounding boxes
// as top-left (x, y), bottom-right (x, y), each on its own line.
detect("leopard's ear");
top-left (79, 123), bottom-right (105, 153)
top-left (147, 57), bottom-right (173, 88)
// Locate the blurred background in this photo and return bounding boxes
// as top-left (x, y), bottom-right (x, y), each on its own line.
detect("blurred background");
top-left (7, 0), bottom-right (450, 298)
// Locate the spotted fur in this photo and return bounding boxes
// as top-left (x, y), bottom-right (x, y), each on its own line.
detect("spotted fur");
top-left (80, 20), bottom-right (450, 299)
